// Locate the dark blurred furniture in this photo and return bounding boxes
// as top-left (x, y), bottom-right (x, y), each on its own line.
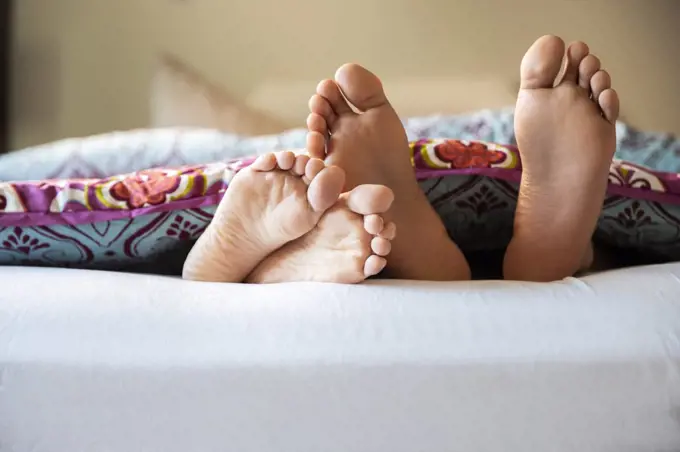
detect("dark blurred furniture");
top-left (0, 0), bottom-right (11, 153)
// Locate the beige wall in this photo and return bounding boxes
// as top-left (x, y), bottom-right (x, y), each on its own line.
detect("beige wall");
top-left (11, 0), bottom-right (680, 150)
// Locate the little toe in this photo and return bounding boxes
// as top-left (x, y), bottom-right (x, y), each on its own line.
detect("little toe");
top-left (590, 70), bottom-right (611, 103)
top-left (334, 63), bottom-right (390, 112)
top-left (316, 79), bottom-right (353, 116)
top-left (364, 255), bottom-right (387, 277)
top-left (578, 54), bottom-right (601, 90)
top-left (562, 41), bottom-right (590, 84)
top-left (308, 94), bottom-right (337, 127)
top-left (598, 88), bottom-right (620, 124)
top-left (251, 153), bottom-right (277, 171)
top-left (519, 35), bottom-right (566, 89)
top-left (274, 151), bottom-right (296, 170)
top-left (371, 237), bottom-right (392, 257)
top-left (306, 165), bottom-right (345, 212)
top-left (306, 113), bottom-right (328, 136)
top-left (306, 131), bottom-right (327, 160)
top-left (345, 184), bottom-right (395, 215)
top-left (364, 214), bottom-right (384, 235)
top-left (378, 222), bottom-right (397, 240)
top-left (291, 154), bottom-right (310, 176)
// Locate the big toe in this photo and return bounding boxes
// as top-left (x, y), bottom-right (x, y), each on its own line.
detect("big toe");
top-left (307, 164), bottom-right (345, 212)
top-left (344, 184), bottom-right (394, 215)
top-left (334, 63), bottom-right (389, 112)
top-left (520, 35), bottom-right (566, 90)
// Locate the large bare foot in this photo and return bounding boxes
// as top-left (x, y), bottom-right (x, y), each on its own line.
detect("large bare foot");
top-left (503, 35), bottom-right (619, 281)
top-left (305, 64), bottom-right (470, 281)
top-left (182, 151), bottom-right (344, 282)
top-left (246, 184), bottom-right (397, 284)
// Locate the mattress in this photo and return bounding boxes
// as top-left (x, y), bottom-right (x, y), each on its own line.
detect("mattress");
top-left (1, 264), bottom-right (680, 451)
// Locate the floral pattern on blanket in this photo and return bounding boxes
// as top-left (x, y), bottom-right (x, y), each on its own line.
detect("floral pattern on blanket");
top-left (2, 135), bottom-right (680, 268)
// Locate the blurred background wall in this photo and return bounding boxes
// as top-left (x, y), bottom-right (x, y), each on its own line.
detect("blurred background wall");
top-left (10, 0), bottom-right (680, 150)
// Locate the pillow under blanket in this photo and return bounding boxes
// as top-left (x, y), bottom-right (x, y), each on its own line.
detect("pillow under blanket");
top-left (1, 109), bottom-right (677, 182)
top-left (1, 137), bottom-right (679, 270)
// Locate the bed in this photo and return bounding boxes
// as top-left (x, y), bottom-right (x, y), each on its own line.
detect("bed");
top-left (1, 125), bottom-right (680, 450)
top-left (2, 264), bottom-right (680, 450)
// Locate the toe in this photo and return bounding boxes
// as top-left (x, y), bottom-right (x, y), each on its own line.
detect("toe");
top-left (345, 184), bottom-right (395, 215)
top-left (378, 222), bottom-right (397, 240)
top-left (578, 54), bottom-right (601, 90)
top-left (363, 214), bottom-right (384, 235)
top-left (306, 112), bottom-right (328, 136)
top-left (334, 63), bottom-right (390, 112)
top-left (274, 151), bottom-right (296, 170)
top-left (598, 88), bottom-right (620, 124)
top-left (291, 154), bottom-right (310, 176)
top-left (306, 131), bottom-right (327, 160)
top-left (303, 157), bottom-right (326, 182)
top-left (306, 165), bottom-right (345, 212)
top-left (308, 94), bottom-right (338, 127)
top-left (364, 255), bottom-right (387, 277)
top-left (316, 79), bottom-right (353, 117)
top-left (562, 41), bottom-right (590, 84)
top-left (251, 153), bottom-right (277, 171)
top-left (371, 237), bottom-right (392, 257)
top-left (590, 70), bottom-right (611, 103)
top-left (520, 35), bottom-right (565, 89)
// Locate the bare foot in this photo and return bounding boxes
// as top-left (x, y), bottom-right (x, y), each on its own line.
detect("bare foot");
top-left (503, 35), bottom-right (619, 281)
top-left (182, 151), bottom-right (344, 282)
top-left (246, 184), bottom-right (397, 284)
top-left (305, 64), bottom-right (470, 281)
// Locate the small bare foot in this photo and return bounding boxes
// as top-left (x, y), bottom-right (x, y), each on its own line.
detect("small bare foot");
top-left (305, 64), bottom-right (470, 281)
top-left (246, 184), bottom-right (396, 283)
top-left (504, 35), bottom-right (619, 281)
top-left (182, 151), bottom-right (344, 282)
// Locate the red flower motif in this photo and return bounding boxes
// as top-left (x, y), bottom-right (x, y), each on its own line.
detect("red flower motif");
top-left (434, 140), bottom-right (506, 168)
top-left (110, 170), bottom-right (180, 209)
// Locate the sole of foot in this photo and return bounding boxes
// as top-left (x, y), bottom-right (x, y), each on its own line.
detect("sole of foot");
top-left (182, 151), bottom-right (345, 282)
top-left (246, 184), bottom-right (397, 283)
top-left (304, 63), bottom-right (471, 281)
top-left (504, 35), bottom-right (619, 282)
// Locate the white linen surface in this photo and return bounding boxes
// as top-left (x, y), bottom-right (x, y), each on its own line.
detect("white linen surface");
top-left (1, 264), bottom-right (680, 451)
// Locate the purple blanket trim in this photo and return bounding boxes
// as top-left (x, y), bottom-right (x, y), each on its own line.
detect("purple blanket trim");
top-left (0, 192), bottom-right (226, 227)
top-left (2, 166), bottom-right (680, 228)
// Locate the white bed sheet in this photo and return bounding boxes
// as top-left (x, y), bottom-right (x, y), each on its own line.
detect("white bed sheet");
top-left (1, 264), bottom-right (680, 451)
